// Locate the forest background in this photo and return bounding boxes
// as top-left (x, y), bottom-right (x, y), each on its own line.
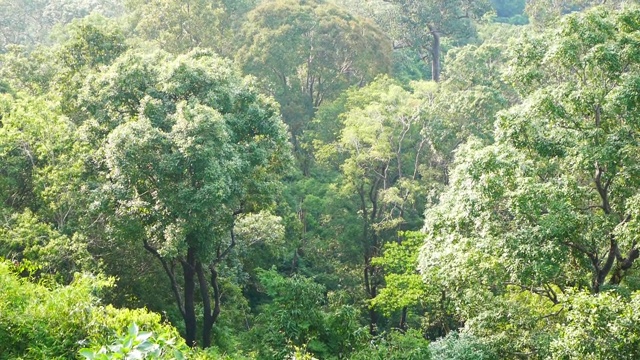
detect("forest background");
top-left (2, 0), bottom-right (640, 359)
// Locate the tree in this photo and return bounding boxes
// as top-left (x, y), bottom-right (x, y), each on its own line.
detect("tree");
top-left (0, 0), bottom-right (123, 52)
top-left (491, 0), bottom-right (525, 18)
top-left (370, 232), bottom-right (430, 332)
top-left (125, 0), bottom-right (254, 55)
top-left (0, 92), bottom-right (97, 282)
top-left (524, 0), bottom-right (628, 25)
top-left (550, 290), bottom-right (640, 359)
top-left (237, 0), bottom-right (391, 159)
top-left (376, 0), bottom-right (492, 82)
top-left (314, 77), bottom-right (440, 334)
top-left (102, 48), bottom-right (291, 348)
top-left (419, 4), bottom-right (640, 355)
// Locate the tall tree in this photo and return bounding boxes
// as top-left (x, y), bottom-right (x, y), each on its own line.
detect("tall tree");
top-left (0, 0), bottom-right (123, 52)
top-left (314, 77), bottom-right (440, 334)
top-left (419, 5), bottom-right (640, 354)
top-left (237, 0), bottom-right (391, 164)
top-left (355, 0), bottom-right (492, 82)
top-left (124, 0), bottom-right (256, 55)
top-left (102, 49), bottom-right (291, 348)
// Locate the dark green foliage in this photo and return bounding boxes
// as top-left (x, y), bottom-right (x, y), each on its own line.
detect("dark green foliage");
top-left (247, 268), bottom-right (368, 359)
top-left (491, 0), bottom-right (526, 18)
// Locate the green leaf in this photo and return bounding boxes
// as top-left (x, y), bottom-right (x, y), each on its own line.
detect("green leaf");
top-left (135, 331), bottom-right (153, 343)
top-left (79, 349), bottom-right (96, 359)
top-left (128, 322), bottom-right (139, 337)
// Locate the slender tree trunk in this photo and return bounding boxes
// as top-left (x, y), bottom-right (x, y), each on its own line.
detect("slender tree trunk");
top-left (181, 247), bottom-right (197, 347)
top-left (428, 25), bottom-right (441, 82)
top-left (364, 264), bottom-right (378, 335)
top-left (208, 266), bottom-right (222, 346)
top-left (197, 262), bottom-right (213, 348)
top-left (399, 306), bottom-right (408, 331)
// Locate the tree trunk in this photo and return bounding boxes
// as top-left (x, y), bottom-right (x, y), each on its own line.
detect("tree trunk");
top-left (428, 25), bottom-right (441, 82)
top-left (364, 263), bottom-right (378, 335)
top-left (197, 262), bottom-right (213, 348)
top-left (202, 266), bottom-right (222, 348)
top-left (181, 247), bottom-right (197, 347)
top-left (399, 306), bottom-right (408, 331)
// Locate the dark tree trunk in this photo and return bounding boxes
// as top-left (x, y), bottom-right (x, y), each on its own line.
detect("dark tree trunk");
top-left (399, 306), bottom-right (408, 331)
top-left (365, 265), bottom-right (378, 335)
top-left (197, 262), bottom-right (213, 348)
top-left (428, 25), bottom-right (441, 82)
top-left (181, 247), bottom-right (197, 347)
top-left (364, 258), bottom-right (380, 335)
top-left (200, 266), bottom-right (222, 348)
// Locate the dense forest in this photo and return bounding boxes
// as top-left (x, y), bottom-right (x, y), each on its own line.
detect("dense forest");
top-left (1, 0), bottom-right (640, 359)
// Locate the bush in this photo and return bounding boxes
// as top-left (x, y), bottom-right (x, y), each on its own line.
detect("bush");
top-left (430, 332), bottom-right (498, 360)
top-left (349, 329), bottom-right (431, 360)
top-left (0, 260), bottom-right (184, 359)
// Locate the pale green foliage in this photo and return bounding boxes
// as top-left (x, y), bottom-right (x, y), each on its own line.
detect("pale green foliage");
top-left (350, 329), bottom-right (431, 360)
top-left (429, 332), bottom-right (497, 360)
top-left (550, 290), bottom-right (640, 359)
top-left (0, 0), bottom-right (123, 52)
top-left (234, 211), bottom-right (285, 249)
top-left (125, 0), bottom-right (225, 54)
top-left (0, 260), bottom-right (183, 360)
top-left (525, 0), bottom-right (629, 25)
top-left (79, 323), bottom-right (188, 360)
top-left (333, 76), bottom-right (436, 231)
top-left (419, 4), bottom-right (640, 357)
top-left (462, 288), bottom-right (561, 357)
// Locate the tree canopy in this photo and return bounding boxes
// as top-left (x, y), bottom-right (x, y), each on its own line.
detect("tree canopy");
top-left (2, 1), bottom-right (640, 359)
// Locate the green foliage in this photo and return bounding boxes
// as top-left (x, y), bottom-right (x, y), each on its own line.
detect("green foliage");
top-left (525, 0), bottom-right (628, 25)
top-left (0, 210), bottom-right (93, 282)
top-left (418, 4), bottom-right (640, 357)
top-left (550, 290), bottom-right (640, 360)
top-left (100, 47), bottom-right (292, 347)
top-left (371, 232), bottom-right (427, 318)
top-left (5, 0), bottom-right (640, 358)
top-left (377, 0), bottom-right (493, 81)
top-left (0, 260), bottom-right (183, 360)
top-left (237, 0), bottom-right (391, 143)
top-left (103, 48), bottom-right (291, 260)
top-left (350, 329), bottom-right (431, 360)
top-left (0, 0), bottom-right (123, 52)
top-left (491, 0), bottom-right (526, 18)
top-left (429, 332), bottom-right (498, 360)
top-left (0, 92), bottom-right (97, 282)
top-left (248, 269), bottom-right (368, 359)
top-left (79, 323), bottom-right (189, 360)
top-left (125, 0), bottom-right (225, 55)
top-left (249, 268), bottom-right (327, 359)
